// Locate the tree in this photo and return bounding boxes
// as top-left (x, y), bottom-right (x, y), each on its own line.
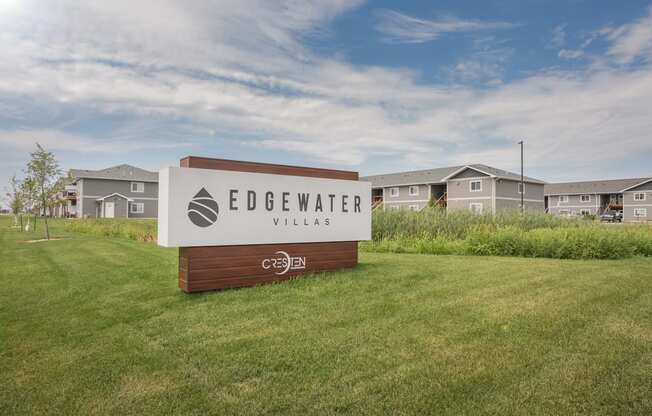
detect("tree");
top-left (26, 144), bottom-right (62, 240)
top-left (5, 175), bottom-right (24, 227)
top-left (20, 176), bottom-right (38, 232)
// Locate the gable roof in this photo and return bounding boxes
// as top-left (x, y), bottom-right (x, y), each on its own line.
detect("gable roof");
top-left (621, 178), bottom-right (652, 192)
top-left (544, 177), bottom-right (652, 195)
top-left (96, 193), bottom-right (134, 202)
top-left (442, 164), bottom-right (545, 184)
top-left (70, 164), bottom-right (158, 183)
top-left (361, 164), bottom-right (544, 188)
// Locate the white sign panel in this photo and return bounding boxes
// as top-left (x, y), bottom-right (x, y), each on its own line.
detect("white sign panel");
top-left (158, 167), bottom-right (371, 247)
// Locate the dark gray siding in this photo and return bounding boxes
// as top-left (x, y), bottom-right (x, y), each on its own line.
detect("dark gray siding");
top-left (77, 178), bottom-right (158, 218)
top-left (548, 194), bottom-right (600, 216)
top-left (623, 189), bottom-right (651, 221)
top-left (383, 184), bottom-right (430, 210)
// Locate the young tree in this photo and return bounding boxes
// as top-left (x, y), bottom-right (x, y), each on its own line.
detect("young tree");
top-left (20, 176), bottom-right (38, 232)
top-left (26, 144), bottom-right (62, 240)
top-left (5, 175), bottom-right (23, 227)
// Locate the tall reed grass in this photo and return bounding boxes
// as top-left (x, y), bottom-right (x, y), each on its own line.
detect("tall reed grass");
top-left (58, 218), bottom-right (157, 242)
top-left (364, 208), bottom-right (652, 260)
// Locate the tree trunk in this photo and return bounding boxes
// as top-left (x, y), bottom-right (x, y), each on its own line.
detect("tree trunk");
top-left (19, 214), bottom-right (23, 231)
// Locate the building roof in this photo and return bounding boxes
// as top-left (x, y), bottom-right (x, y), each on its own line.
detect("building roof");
top-left (361, 164), bottom-right (544, 188)
top-left (70, 164), bottom-right (158, 183)
top-left (544, 177), bottom-right (652, 195)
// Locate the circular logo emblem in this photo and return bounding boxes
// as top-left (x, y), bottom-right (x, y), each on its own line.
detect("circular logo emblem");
top-left (187, 188), bottom-right (219, 227)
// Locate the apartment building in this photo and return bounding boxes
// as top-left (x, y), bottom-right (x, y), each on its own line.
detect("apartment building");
top-left (362, 164), bottom-right (545, 214)
top-left (545, 177), bottom-right (652, 221)
top-left (53, 164), bottom-right (159, 218)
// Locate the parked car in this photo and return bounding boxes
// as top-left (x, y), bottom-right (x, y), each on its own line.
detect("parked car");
top-left (600, 210), bottom-right (623, 222)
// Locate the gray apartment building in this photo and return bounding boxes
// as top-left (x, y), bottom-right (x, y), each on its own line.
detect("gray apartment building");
top-left (362, 164), bottom-right (545, 214)
top-left (545, 177), bottom-right (652, 222)
top-left (54, 164), bottom-right (159, 219)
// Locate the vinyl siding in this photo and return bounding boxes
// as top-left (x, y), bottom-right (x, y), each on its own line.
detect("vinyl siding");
top-left (623, 189), bottom-right (652, 221)
top-left (383, 184), bottom-right (430, 203)
top-left (77, 178), bottom-right (159, 218)
top-left (548, 194), bottom-right (600, 216)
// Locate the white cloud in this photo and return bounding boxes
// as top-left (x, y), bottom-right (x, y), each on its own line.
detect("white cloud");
top-left (0, 129), bottom-right (192, 153)
top-left (550, 24), bottom-right (567, 48)
top-left (0, 0), bottom-right (651, 183)
top-left (373, 9), bottom-right (517, 44)
top-left (605, 5), bottom-right (652, 63)
top-left (558, 49), bottom-right (584, 59)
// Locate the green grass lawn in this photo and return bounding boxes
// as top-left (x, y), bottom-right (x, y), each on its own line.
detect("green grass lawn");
top-left (1, 216), bottom-right (651, 415)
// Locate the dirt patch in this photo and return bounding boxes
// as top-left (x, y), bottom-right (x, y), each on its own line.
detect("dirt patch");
top-left (24, 238), bottom-right (66, 243)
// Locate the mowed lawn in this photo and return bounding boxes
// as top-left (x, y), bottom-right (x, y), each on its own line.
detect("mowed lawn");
top-left (1, 218), bottom-right (651, 415)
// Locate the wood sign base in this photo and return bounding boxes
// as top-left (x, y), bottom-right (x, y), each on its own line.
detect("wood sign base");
top-left (178, 156), bottom-right (359, 293)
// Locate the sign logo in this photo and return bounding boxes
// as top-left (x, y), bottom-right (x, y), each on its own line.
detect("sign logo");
top-left (187, 188), bottom-right (219, 228)
top-left (261, 251), bottom-right (307, 275)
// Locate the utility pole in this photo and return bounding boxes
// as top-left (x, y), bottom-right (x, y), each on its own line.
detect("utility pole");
top-left (518, 140), bottom-right (524, 213)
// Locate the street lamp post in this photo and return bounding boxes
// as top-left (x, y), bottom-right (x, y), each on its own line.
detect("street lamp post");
top-left (518, 140), bottom-right (524, 213)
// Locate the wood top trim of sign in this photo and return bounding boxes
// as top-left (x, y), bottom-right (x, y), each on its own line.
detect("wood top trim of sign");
top-left (178, 156), bottom-right (360, 293)
top-left (180, 156), bottom-right (358, 180)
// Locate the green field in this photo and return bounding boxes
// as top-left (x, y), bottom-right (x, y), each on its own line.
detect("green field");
top-left (1, 216), bottom-right (651, 415)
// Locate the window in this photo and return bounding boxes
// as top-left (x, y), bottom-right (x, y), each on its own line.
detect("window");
top-left (130, 202), bottom-right (144, 214)
top-left (559, 195), bottom-right (569, 203)
top-left (389, 187), bottom-right (399, 198)
top-left (517, 182), bottom-right (525, 194)
top-left (559, 209), bottom-right (570, 216)
top-left (131, 182), bottom-right (144, 193)
top-left (580, 194), bottom-right (591, 202)
top-left (389, 205), bottom-right (400, 210)
top-left (634, 208), bottom-right (647, 218)
top-left (634, 193), bottom-right (646, 201)
top-left (470, 180), bottom-right (482, 192)
top-left (408, 186), bottom-right (419, 196)
top-left (408, 204), bottom-right (419, 211)
top-left (580, 209), bottom-right (591, 216)
top-left (469, 203), bottom-right (483, 214)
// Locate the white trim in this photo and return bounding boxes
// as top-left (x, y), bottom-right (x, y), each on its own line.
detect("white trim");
top-left (550, 205), bottom-right (600, 209)
top-left (130, 182), bottom-right (145, 193)
top-left (389, 187), bottom-right (400, 198)
top-left (84, 195), bottom-right (158, 200)
top-left (558, 195), bottom-right (569, 203)
top-left (517, 182), bottom-right (525, 194)
top-left (408, 185), bottom-right (419, 196)
top-left (633, 192), bottom-right (647, 201)
top-left (579, 208), bottom-right (592, 216)
top-left (447, 176), bottom-right (489, 182)
top-left (95, 193), bottom-right (134, 202)
top-left (408, 204), bottom-right (419, 211)
top-left (469, 202), bottom-right (483, 214)
top-left (492, 178), bottom-right (496, 213)
top-left (382, 199), bottom-right (431, 204)
top-left (546, 192), bottom-right (618, 197)
top-left (130, 202), bottom-right (145, 214)
top-left (495, 197), bottom-right (544, 203)
top-left (625, 203), bottom-right (652, 207)
top-left (580, 194), bottom-right (591, 203)
top-left (469, 180), bottom-right (482, 192)
top-left (620, 178), bottom-right (652, 192)
top-left (448, 196), bottom-right (492, 201)
top-left (441, 165), bottom-right (496, 182)
top-left (633, 208), bottom-right (648, 218)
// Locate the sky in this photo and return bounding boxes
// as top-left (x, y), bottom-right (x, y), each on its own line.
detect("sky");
top-left (2, 0), bottom-right (652, 203)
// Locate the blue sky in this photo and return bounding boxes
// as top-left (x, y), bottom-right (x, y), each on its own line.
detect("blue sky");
top-left (2, 0), bottom-right (652, 203)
